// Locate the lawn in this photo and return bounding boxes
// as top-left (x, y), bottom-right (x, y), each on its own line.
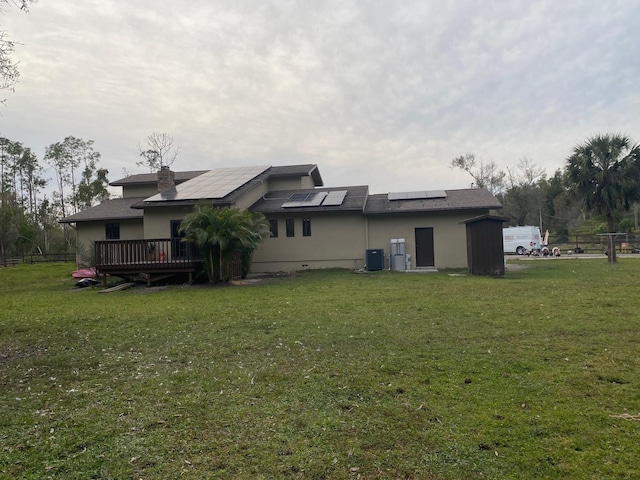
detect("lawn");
top-left (1, 260), bottom-right (640, 479)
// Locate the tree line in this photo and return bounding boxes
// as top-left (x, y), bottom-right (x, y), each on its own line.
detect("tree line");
top-left (0, 135), bottom-right (109, 260)
top-left (451, 133), bottom-right (640, 247)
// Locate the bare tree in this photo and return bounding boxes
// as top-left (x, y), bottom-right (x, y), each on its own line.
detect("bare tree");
top-left (137, 132), bottom-right (180, 171)
top-left (450, 153), bottom-right (506, 195)
top-left (1, 1), bottom-right (32, 94)
top-left (502, 158), bottom-right (546, 226)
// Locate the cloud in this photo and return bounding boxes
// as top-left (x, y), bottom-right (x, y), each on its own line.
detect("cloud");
top-left (2, 0), bottom-right (639, 194)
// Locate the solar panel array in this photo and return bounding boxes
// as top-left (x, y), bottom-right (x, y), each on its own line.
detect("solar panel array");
top-left (145, 166), bottom-right (270, 202)
top-left (282, 191), bottom-right (328, 208)
top-left (282, 190), bottom-right (349, 208)
top-left (388, 190), bottom-right (447, 201)
top-left (322, 190), bottom-right (348, 206)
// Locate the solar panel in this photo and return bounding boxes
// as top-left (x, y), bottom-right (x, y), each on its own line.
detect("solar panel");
top-left (282, 191), bottom-right (328, 208)
top-left (145, 166), bottom-right (270, 202)
top-left (322, 190), bottom-right (347, 206)
top-left (388, 190), bottom-right (447, 201)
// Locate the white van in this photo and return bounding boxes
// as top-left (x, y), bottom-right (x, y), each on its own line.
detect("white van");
top-left (503, 226), bottom-right (542, 255)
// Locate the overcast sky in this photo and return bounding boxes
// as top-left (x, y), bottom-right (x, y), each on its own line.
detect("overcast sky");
top-left (2, 0), bottom-right (639, 195)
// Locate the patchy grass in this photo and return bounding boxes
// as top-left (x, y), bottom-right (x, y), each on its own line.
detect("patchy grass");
top-left (1, 260), bottom-right (640, 479)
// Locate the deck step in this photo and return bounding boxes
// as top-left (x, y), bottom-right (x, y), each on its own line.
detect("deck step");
top-left (100, 282), bottom-right (136, 293)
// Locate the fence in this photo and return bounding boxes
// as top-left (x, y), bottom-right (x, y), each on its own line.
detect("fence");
top-left (549, 234), bottom-right (640, 253)
top-left (1, 253), bottom-right (76, 266)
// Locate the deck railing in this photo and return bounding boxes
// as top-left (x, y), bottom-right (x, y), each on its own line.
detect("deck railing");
top-left (94, 239), bottom-right (201, 270)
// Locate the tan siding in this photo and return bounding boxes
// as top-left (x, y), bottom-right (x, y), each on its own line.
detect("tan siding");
top-left (75, 219), bottom-right (144, 265)
top-left (122, 185), bottom-right (159, 198)
top-left (233, 182), bottom-right (269, 210)
top-left (366, 210), bottom-right (488, 269)
top-left (268, 176), bottom-right (315, 191)
top-left (252, 212), bottom-right (366, 272)
top-left (143, 206), bottom-right (194, 238)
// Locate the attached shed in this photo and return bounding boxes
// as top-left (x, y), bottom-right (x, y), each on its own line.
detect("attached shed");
top-left (463, 214), bottom-right (508, 276)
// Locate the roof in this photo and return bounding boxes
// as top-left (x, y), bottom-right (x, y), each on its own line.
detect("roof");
top-left (134, 164), bottom-right (324, 208)
top-left (144, 166), bottom-right (270, 202)
top-left (251, 185), bottom-right (369, 214)
top-left (462, 214), bottom-right (509, 224)
top-left (109, 170), bottom-right (208, 186)
top-left (61, 167), bottom-right (502, 223)
top-left (59, 197), bottom-right (145, 223)
top-left (364, 188), bottom-right (503, 215)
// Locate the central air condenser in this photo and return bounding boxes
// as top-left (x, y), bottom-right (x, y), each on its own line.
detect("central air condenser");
top-left (366, 249), bottom-right (384, 271)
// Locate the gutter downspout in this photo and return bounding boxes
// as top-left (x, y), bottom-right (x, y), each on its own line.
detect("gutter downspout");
top-left (363, 187), bottom-right (370, 250)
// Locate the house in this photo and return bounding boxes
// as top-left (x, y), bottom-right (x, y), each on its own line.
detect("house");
top-left (60, 164), bottom-right (503, 282)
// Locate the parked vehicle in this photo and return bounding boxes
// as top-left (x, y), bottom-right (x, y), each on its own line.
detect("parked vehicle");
top-left (503, 226), bottom-right (542, 255)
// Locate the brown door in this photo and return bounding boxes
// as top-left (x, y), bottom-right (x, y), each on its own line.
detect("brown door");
top-left (415, 227), bottom-right (435, 267)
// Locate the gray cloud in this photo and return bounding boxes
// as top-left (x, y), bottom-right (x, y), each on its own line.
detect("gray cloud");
top-left (2, 0), bottom-right (639, 193)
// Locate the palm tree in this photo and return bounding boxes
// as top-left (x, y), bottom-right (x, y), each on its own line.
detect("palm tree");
top-left (239, 210), bottom-right (270, 279)
top-left (178, 203), bottom-right (269, 282)
top-left (178, 203), bottom-right (222, 282)
top-left (566, 134), bottom-right (640, 261)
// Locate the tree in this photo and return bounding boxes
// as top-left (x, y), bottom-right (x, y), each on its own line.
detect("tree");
top-left (566, 133), bottom-right (640, 262)
top-left (137, 133), bottom-right (180, 171)
top-left (450, 153), bottom-right (506, 195)
top-left (538, 169), bottom-right (581, 240)
top-left (179, 204), bottom-right (269, 283)
top-left (45, 136), bottom-right (107, 215)
top-left (76, 167), bottom-right (109, 210)
top-left (1, 1), bottom-right (32, 94)
top-left (500, 158), bottom-right (546, 226)
top-left (239, 210), bottom-right (271, 279)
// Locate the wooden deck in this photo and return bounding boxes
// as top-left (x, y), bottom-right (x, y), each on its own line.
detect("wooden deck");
top-left (94, 239), bottom-right (203, 286)
top-left (94, 239), bottom-right (243, 286)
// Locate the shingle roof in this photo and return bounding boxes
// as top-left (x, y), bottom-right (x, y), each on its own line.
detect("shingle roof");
top-left (59, 197), bottom-right (145, 223)
top-left (133, 164), bottom-right (324, 208)
top-left (363, 188), bottom-right (503, 214)
top-left (62, 167), bottom-right (502, 224)
top-left (251, 186), bottom-right (369, 214)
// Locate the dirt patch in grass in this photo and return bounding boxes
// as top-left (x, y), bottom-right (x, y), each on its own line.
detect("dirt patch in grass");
top-left (0, 343), bottom-right (45, 364)
top-left (505, 262), bottom-right (530, 271)
top-left (123, 272), bottom-right (296, 293)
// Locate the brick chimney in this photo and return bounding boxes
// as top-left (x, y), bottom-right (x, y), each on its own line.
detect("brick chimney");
top-left (157, 166), bottom-right (175, 192)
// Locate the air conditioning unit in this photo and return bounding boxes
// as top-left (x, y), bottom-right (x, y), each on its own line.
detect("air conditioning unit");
top-left (366, 249), bottom-right (384, 271)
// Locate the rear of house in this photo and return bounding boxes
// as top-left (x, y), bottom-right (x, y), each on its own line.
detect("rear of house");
top-left (61, 164), bottom-right (504, 281)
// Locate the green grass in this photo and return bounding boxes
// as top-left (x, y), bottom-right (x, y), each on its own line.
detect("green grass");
top-left (2, 260), bottom-right (640, 479)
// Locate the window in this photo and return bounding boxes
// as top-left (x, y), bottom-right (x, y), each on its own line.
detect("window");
top-left (302, 218), bottom-right (311, 237)
top-left (105, 223), bottom-right (120, 240)
top-left (286, 218), bottom-right (295, 237)
top-left (269, 219), bottom-right (279, 238)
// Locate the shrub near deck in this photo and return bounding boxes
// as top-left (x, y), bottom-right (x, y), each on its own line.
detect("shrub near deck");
top-left (1, 261), bottom-right (640, 479)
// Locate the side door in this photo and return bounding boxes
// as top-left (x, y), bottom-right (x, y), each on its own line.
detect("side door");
top-left (415, 227), bottom-right (435, 267)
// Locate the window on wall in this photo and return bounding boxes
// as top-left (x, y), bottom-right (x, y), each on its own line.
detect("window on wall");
top-left (286, 218), bottom-right (295, 237)
top-left (105, 223), bottom-right (120, 240)
top-left (269, 219), bottom-right (279, 238)
top-left (302, 218), bottom-right (311, 237)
